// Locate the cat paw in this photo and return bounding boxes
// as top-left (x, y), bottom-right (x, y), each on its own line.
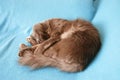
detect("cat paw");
top-left (19, 44), bottom-right (28, 51)
top-left (26, 37), bottom-right (38, 46)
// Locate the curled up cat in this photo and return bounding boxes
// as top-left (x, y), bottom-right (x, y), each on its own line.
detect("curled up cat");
top-left (18, 18), bottom-right (101, 72)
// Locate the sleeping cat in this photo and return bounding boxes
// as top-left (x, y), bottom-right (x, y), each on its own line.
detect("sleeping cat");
top-left (18, 18), bottom-right (101, 72)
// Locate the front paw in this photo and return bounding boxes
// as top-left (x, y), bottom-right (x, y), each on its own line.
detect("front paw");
top-left (26, 36), bottom-right (38, 46)
top-left (19, 46), bottom-right (33, 57)
top-left (18, 50), bottom-right (30, 57)
top-left (19, 44), bottom-right (28, 51)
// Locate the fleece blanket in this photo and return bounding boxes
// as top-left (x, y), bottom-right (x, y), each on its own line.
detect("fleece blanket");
top-left (0, 0), bottom-right (120, 80)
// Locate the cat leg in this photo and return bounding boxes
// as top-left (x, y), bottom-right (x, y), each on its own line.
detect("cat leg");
top-left (18, 43), bottom-right (38, 57)
top-left (33, 37), bottom-right (60, 56)
top-left (19, 44), bottom-right (30, 57)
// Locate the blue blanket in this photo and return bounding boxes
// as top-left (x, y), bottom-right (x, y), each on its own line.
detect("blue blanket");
top-left (0, 0), bottom-right (120, 80)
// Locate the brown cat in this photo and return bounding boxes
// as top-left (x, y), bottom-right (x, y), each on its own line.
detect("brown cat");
top-left (18, 18), bottom-right (101, 72)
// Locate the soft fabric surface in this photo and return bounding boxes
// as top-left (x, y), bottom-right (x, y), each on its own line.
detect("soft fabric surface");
top-left (0, 0), bottom-right (120, 80)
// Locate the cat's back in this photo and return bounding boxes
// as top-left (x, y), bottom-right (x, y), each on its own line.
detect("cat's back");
top-left (52, 19), bottom-right (101, 65)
